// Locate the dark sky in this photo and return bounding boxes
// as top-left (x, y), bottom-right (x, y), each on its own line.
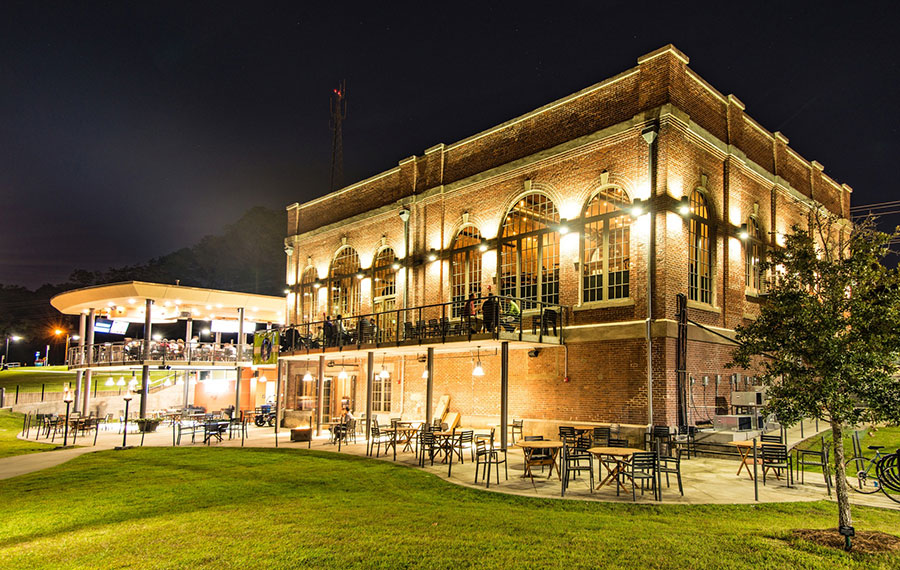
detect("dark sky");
top-left (2, 2), bottom-right (898, 288)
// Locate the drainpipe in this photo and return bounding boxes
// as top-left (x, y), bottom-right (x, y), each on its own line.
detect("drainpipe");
top-left (400, 207), bottom-right (410, 309)
top-left (641, 123), bottom-right (658, 426)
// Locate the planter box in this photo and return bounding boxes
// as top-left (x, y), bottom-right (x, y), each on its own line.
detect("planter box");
top-left (136, 419), bottom-right (161, 433)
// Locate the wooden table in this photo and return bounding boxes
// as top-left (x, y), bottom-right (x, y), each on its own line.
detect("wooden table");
top-left (385, 426), bottom-right (420, 460)
top-left (728, 440), bottom-right (761, 479)
top-left (572, 425), bottom-right (597, 435)
top-left (516, 440), bottom-right (564, 481)
top-left (588, 446), bottom-right (645, 491)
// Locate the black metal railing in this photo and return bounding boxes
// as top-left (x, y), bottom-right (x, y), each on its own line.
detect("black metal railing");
top-left (277, 295), bottom-right (567, 354)
top-left (68, 340), bottom-right (253, 369)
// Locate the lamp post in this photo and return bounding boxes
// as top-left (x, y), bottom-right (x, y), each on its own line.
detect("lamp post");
top-left (62, 392), bottom-right (73, 446)
top-left (3, 335), bottom-right (22, 366)
top-left (55, 329), bottom-right (76, 366)
top-left (117, 394), bottom-right (133, 450)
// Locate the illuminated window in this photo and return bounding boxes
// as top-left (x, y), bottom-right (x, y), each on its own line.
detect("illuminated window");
top-left (582, 187), bottom-right (631, 302)
top-left (299, 267), bottom-right (318, 323)
top-left (689, 189), bottom-right (713, 304)
top-left (450, 226), bottom-right (483, 316)
top-left (372, 373), bottom-right (391, 412)
top-left (500, 193), bottom-right (560, 309)
top-left (745, 217), bottom-right (763, 292)
top-left (329, 247), bottom-right (361, 317)
top-left (372, 248), bottom-right (397, 341)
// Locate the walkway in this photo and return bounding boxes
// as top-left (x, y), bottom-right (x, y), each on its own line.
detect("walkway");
top-left (4, 421), bottom-right (897, 510)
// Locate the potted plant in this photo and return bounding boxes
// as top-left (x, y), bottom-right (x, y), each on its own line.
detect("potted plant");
top-left (135, 418), bottom-right (161, 433)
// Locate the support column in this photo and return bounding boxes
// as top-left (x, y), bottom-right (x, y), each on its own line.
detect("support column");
top-left (184, 318), bottom-right (193, 362)
top-left (500, 341), bottom-right (509, 450)
top-left (73, 313), bottom-right (86, 413)
top-left (82, 309), bottom-right (95, 415)
top-left (235, 307), bottom-right (245, 413)
top-left (182, 371), bottom-right (191, 410)
top-left (316, 355), bottom-right (325, 435)
top-left (140, 299), bottom-right (153, 418)
top-left (274, 358), bottom-right (283, 443)
top-left (365, 351), bottom-right (374, 438)
top-left (425, 347), bottom-right (434, 427)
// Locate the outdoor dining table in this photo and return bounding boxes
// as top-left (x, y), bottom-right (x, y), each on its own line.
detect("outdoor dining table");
top-left (588, 446), bottom-right (645, 491)
top-left (728, 440), bottom-right (761, 480)
top-left (203, 420), bottom-right (230, 445)
top-left (385, 426), bottom-right (420, 461)
top-left (516, 440), bottom-right (564, 481)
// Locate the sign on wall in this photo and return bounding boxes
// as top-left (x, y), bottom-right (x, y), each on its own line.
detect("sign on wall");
top-left (253, 330), bottom-right (279, 365)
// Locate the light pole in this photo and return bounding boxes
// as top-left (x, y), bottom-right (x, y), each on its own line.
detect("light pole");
top-left (117, 394), bottom-right (133, 450)
top-left (55, 329), bottom-right (76, 366)
top-left (62, 392), bottom-right (73, 447)
top-left (3, 335), bottom-right (22, 366)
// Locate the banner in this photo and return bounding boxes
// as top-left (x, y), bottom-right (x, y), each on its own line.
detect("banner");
top-left (253, 330), bottom-right (279, 365)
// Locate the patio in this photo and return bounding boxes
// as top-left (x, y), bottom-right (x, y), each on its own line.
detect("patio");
top-left (7, 417), bottom-right (897, 511)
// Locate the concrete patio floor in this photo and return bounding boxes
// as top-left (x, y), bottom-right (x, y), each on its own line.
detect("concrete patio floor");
top-left (5, 420), bottom-right (898, 511)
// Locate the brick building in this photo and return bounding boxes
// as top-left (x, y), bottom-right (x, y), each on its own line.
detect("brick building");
top-left (279, 45), bottom-right (851, 440)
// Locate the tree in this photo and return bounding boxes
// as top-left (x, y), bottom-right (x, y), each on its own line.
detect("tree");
top-left (730, 215), bottom-right (900, 539)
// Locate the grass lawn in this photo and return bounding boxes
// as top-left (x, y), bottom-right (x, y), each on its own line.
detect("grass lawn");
top-left (1, 448), bottom-right (898, 569)
top-left (795, 426), bottom-right (900, 474)
top-left (0, 410), bottom-right (57, 458)
top-left (0, 366), bottom-right (173, 394)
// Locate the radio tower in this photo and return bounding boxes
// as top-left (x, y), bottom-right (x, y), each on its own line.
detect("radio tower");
top-left (329, 80), bottom-right (347, 192)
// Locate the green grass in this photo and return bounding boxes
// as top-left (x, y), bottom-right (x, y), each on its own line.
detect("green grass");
top-left (0, 366), bottom-right (173, 393)
top-left (0, 410), bottom-right (57, 458)
top-left (795, 426), bottom-right (900, 474)
top-left (1, 448), bottom-right (899, 569)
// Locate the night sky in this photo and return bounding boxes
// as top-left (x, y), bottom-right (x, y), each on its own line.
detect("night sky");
top-left (2, 2), bottom-right (898, 288)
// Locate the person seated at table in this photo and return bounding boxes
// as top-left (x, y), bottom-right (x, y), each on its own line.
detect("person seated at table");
top-left (481, 288), bottom-right (498, 333)
top-left (461, 293), bottom-right (477, 332)
top-left (499, 298), bottom-right (520, 332)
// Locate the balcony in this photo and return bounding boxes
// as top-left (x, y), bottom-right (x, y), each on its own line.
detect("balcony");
top-left (68, 340), bottom-right (253, 370)
top-left (278, 295), bottom-right (567, 356)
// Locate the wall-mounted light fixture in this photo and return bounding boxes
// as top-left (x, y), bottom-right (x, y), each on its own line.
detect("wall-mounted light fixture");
top-left (737, 224), bottom-right (749, 241)
top-left (630, 198), bottom-right (645, 218)
top-left (427, 249), bottom-right (438, 262)
top-left (677, 196), bottom-right (690, 216)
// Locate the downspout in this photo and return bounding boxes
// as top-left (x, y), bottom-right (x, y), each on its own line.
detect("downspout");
top-left (398, 354), bottom-right (406, 417)
top-left (641, 124), bottom-right (658, 426)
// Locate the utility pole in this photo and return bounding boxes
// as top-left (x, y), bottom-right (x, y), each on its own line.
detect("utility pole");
top-left (330, 80), bottom-right (347, 192)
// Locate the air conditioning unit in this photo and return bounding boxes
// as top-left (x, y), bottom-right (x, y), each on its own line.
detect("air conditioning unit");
top-left (732, 391), bottom-right (764, 406)
top-left (713, 414), bottom-right (756, 431)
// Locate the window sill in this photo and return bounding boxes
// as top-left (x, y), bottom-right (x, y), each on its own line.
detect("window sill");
top-left (574, 298), bottom-right (635, 311)
top-left (686, 300), bottom-right (721, 314)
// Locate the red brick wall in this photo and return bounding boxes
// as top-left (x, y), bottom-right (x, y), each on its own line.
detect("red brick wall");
top-left (282, 45), bottom-right (853, 429)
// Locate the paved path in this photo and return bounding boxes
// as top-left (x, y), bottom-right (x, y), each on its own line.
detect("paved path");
top-left (3, 421), bottom-right (897, 510)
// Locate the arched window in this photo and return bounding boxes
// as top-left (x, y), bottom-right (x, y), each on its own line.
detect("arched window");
top-left (450, 226), bottom-right (483, 316)
top-left (329, 247), bottom-right (361, 317)
top-left (299, 267), bottom-right (318, 323)
top-left (745, 217), bottom-right (763, 292)
top-left (500, 193), bottom-right (560, 309)
top-left (689, 189), bottom-right (713, 304)
top-left (582, 187), bottom-right (631, 302)
top-left (373, 248), bottom-right (396, 300)
top-left (372, 248), bottom-right (397, 340)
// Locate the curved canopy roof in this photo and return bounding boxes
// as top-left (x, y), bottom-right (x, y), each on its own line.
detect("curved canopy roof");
top-left (51, 281), bottom-right (285, 324)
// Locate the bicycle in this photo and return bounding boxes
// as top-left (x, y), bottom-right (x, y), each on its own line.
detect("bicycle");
top-left (844, 431), bottom-right (900, 504)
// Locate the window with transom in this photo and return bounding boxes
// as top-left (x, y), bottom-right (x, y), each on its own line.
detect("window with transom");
top-left (688, 189), bottom-right (713, 304)
top-left (745, 217), bottom-right (764, 292)
top-left (500, 193), bottom-right (560, 309)
top-left (373, 248), bottom-right (396, 300)
top-left (450, 226), bottom-right (483, 316)
top-left (329, 247), bottom-right (361, 317)
top-left (299, 267), bottom-right (319, 323)
top-left (581, 187), bottom-right (631, 302)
